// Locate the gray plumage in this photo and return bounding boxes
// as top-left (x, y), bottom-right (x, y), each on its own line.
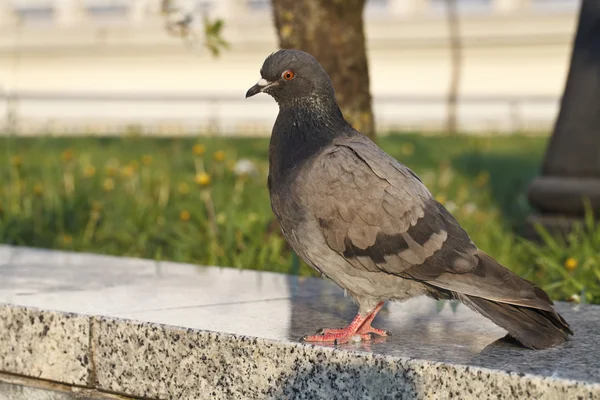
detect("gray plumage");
top-left (246, 49), bottom-right (573, 349)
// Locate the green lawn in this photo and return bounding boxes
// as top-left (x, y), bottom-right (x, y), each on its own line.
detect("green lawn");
top-left (1, 133), bottom-right (598, 303)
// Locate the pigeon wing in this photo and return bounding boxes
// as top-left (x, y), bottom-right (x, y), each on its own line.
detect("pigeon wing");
top-left (303, 136), bottom-right (480, 280)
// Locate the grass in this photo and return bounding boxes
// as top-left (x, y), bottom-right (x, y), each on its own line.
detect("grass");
top-left (1, 133), bottom-right (598, 304)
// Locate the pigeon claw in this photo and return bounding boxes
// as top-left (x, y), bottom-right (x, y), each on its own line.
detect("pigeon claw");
top-left (303, 330), bottom-right (375, 344)
top-left (315, 326), bottom-right (390, 338)
top-left (316, 327), bottom-right (344, 335)
top-left (360, 327), bottom-right (391, 337)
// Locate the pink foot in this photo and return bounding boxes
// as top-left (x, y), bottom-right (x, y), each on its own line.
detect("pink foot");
top-left (316, 325), bottom-right (390, 337)
top-left (302, 329), bottom-right (374, 344)
top-left (302, 302), bottom-right (390, 344)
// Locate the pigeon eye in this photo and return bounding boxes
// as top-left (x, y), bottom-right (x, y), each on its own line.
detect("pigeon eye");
top-left (282, 70), bottom-right (295, 81)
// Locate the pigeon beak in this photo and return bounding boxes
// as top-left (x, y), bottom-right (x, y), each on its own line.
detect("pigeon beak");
top-left (245, 78), bottom-right (275, 98)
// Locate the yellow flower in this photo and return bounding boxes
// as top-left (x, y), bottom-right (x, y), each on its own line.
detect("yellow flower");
top-left (142, 155), bottom-right (153, 166)
top-left (435, 194), bottom-right (446, 205)
top-left (216, 212), bottom-right (226, 225)
top-left (192, 144), bottom-right (205, 156)
top-left (179, 210), bottom-right (191, 221)
top-left (178, 182), bottom-right (190, 194)
top-left (213, 150), bottom-right (226, 162)
top-left (62, 234), bottom-right (73, 245)
top-left (564, 258), bottom-right (578, 271)
top-left (10, 155), bottom-right (22, 167)
top-left (33, 183), bottom-right (44, 196)
top-left (83, 165), bottom-right (96, 178)
top-left (61, 149), bottom-right (74, 162)
top-left (195, 173), bottom-right (211, 187)
top-left (103, 178), bottom-right (115, 192)
top-left (130, 160), bottom-right (140, 170)
top-left (121, 165), bottom-right (135, 178)
top-left (401, 143), bottom-right (415, 156)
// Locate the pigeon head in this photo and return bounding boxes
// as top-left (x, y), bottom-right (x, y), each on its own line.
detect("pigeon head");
top-left (245, 49), bottom-right (335, 106)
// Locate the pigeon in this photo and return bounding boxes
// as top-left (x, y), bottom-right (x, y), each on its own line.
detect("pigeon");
top-left (245, 49), bottom-right (573, 349)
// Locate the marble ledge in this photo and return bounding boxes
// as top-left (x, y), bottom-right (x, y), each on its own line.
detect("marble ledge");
top-left (1, 245), bottom-right (600, 400)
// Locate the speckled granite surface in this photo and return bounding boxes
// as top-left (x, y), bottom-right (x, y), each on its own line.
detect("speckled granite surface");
top-left (0, 372), bottom-right (134, 399)
top-left (0, 306), bottom-right (91, 386)
top-left (1, 245), bottom-right (599, 399)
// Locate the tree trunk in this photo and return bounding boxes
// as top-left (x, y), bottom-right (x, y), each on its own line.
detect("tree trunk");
top-left (271, 0), bottom-right (376, 139)
top-left (446, 0), bottom-right (462, 135)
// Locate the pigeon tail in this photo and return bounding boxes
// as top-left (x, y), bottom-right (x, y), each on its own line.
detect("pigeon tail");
top-left (459, 293), bottom-right (572, 349)
top-left (453, 252), bottom-right (573, 349)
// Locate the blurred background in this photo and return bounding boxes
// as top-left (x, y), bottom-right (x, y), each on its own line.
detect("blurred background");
top-left (1, 0), bottom-right (598, 303)
top-left (0, 0), bottom-right (581, 135)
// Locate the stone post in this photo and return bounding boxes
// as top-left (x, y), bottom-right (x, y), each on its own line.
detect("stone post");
top-left (526, 0), bottom-right (600, 236)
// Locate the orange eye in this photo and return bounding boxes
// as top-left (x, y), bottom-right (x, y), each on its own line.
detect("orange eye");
top-left (282, 70), bottom-right (295, 81)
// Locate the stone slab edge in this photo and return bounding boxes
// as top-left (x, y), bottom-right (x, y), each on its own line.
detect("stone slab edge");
top-left (0, 304), bottom-right (91, 386)
top-left (93, 316), bottom-right (600, 400)
top-left (2, 303), bottom-right (599, 400)
top-left (0, 372), bottom-right (135, 400)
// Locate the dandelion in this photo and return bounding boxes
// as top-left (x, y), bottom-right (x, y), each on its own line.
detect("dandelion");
top-left (192, 144), bottom-right (205, 156)
top-left (567, 294), bottom-right (581, 303)
top-left (10, 155), bottom-right (22, 167)
top-left (103, 178), bottom-right (115, 192)
top-left (564, 258), bottom-right (578, 271)
top-left (444, 200), bottom-right (457, 213)
top-left (83, 165), bottom-right (96, 178)
top-left (142, 155), bottom-right (153, 166)
top-left (195, 172), bottom-right (211, 187)
top-left (33, 183), bottom-right (44, 196)
top-left (61, 149), bottom-right (74, 162)
top-left (179, 210), bottom-right (191, 221)
top-left (213, 150), bottom-right (225, 162)
top-left (401, 143), bottom-right (415, 156)
top-left (121, 165), bottom-right (135, 178)
top-left (233, 159), bottom-right (258, 177)
top-left (62, 234), bottom-right (73, 245)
